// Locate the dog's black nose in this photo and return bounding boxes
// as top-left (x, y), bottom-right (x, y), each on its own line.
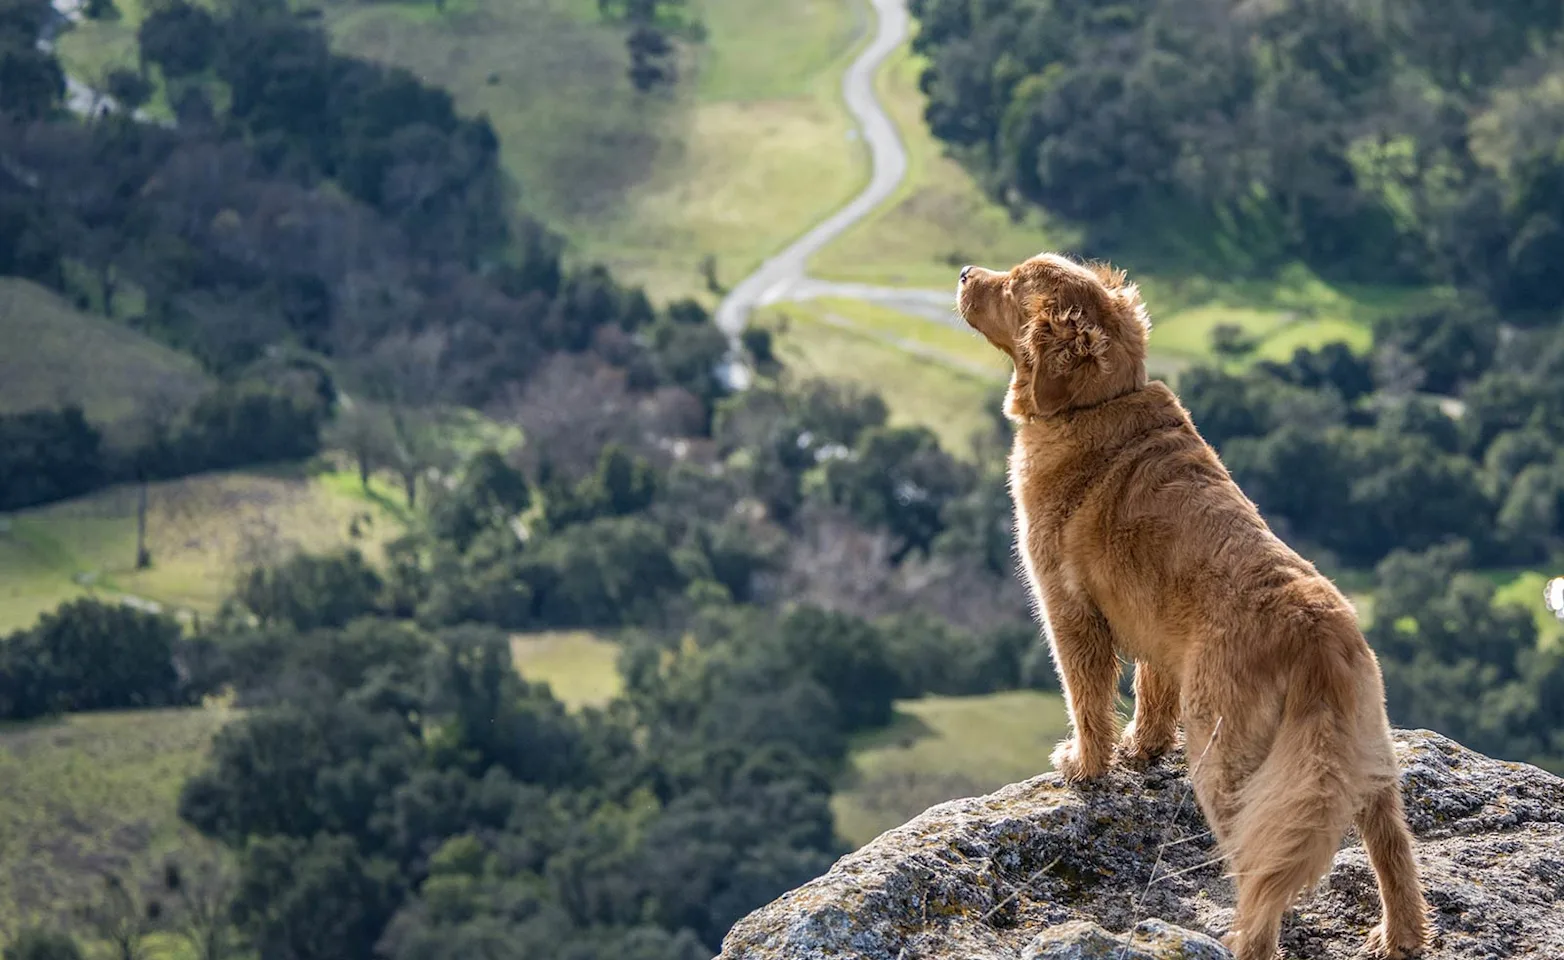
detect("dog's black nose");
top-left (960, 265), bottom-right (974, 282)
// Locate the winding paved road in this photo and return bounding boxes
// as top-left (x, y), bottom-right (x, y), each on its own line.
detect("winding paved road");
top-left (713, 0), bottom-right (960, 375)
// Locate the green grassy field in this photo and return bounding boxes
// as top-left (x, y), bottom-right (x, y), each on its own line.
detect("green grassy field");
top-left (510, 631), bottom-right (624, 709)
top-left (0, 278), bottom-right (211, 436)
top-left (52, 0), bottom-right (152, 93)
top-left (811, 297), bottom-right (1009, 373)
top-left (324, 0), bottom-right (868, 304)
top-left (0, 707), bottom-right (233, 935)
top-left (502, 634), bottom-right (1072, 849)
top-left (759, 301), bottom-right (1004, 457)
top-left (0, 463), bottom-right (407, 633)
top-left (831, 691), bottom-right (1069, 847)
top-left (1133, 266), bottom-right (1443, 366)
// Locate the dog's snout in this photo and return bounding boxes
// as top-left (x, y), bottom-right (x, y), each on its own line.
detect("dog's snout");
top-left (960, 265), bottom-right (974, 283)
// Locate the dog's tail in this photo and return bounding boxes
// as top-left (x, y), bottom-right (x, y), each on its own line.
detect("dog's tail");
top-left (1224, 651), bottom-right (1362, 942)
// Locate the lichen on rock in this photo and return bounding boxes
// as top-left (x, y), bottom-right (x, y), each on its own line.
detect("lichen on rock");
top-left (719, 730), bottom-right (1564, 960)
top-left (1021, 918), bottom-right (1230, 959)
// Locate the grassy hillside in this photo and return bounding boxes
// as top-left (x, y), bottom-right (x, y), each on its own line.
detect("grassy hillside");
top-left (0, 707), bottom-right (233, 934)
top-left (52, 0), bottom-right (161, 108)
top-left (758, 300), bottom-right (1005, 457)
top-left (324, 0), bottom-right (868, 304)
top-left (806, 45), bottom-right (1067, 291)
top-left (0, 464), bottom-right (407, 633)
top-left (0, 278), bottom-right (211, 436)
top-left (832, 691), bottom-right (1069, 847)
top-left (808, 43), bottom-right (1444, 369)
top-left (55, 0), bottom-right (869, 304)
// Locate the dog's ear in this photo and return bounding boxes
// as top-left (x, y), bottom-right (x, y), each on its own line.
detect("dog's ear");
top-left (1018, 276), bottom-right (1113, 416)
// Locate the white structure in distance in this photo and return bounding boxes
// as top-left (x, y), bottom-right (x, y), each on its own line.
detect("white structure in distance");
top-left (1545, 577), bottom-right (1564, 623)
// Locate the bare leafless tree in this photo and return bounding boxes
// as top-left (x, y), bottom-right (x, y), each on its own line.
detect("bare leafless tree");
top-left (325, 395), bottom-right (398, 492)
top-left (161, 849), bottom-right (239, 960)
top-left (345, 330), bottom-right (455, 508)
top-left (756, 504), bottom-right (899, 614)
top-left (77, 874), bottom-right (153, 960)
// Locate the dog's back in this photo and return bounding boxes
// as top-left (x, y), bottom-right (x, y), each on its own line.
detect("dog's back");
top-left (1011, 380), bottom-right (1353, 670)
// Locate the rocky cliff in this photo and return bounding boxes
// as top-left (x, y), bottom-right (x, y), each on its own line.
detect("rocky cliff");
top-left (720, 730), bottom-right (1564, 959)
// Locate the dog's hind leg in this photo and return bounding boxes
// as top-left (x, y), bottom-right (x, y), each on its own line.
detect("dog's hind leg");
top-left (1223, 702), bottom-right (1357, 960)
top-left (1357, 777), bottom-right (1431, 958)
top-left (1183, 713), bottom-right (1240, 849)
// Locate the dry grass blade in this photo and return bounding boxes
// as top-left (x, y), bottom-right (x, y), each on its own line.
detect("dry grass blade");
top-left (979, 855), bottom-right (1064, 923)
top-left (1116, 717), bottom-right (1225, 959)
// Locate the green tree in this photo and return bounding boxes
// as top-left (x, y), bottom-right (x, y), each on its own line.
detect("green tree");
top-left (773, 606), bottom-right (898, 732)
top-left (0, 38), bottom-right (64, 120)
top-left (545, 444), bottom-right (657, 530)
top-left (816, 425), bottom-right (972, 561)
top-left (1372, 302), bottom-right (1499, 396)
top-left (136, 0), bottom-right (217, 78)
top-left (0, 407), bottom-right (105, 511)
top-left (1174, 367), bottom-right (1270, 447)
top-left (2, 929), bottom-right (83, 960)
top-left (423, 625), bottom-right (586, 785)
top-left (1364, 540), bottom-right (1560, 768)
top-left (232, 834), bottom-right (402, 960)
top-left (233, 550), bottom-right (384, 632)
top-left (105, 67), bottom-right (151, 112)
top-left (428, 449), bottom-right (532, 553)
top-left (526, 516), bottom-right (684, 626)
top-left (0, 599), bottom-right (183, 720)
top-left (77, 874), bottom-right (155, 960)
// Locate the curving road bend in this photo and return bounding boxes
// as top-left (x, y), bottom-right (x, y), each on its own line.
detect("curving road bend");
top-left (714, 0), bottom-right (963, 381)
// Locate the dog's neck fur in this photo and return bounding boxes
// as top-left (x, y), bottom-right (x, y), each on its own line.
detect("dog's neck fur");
top-left (1008, 367), bottom-right (1156, 426)
top-left (1010, 380), bottom-right (1185, 452)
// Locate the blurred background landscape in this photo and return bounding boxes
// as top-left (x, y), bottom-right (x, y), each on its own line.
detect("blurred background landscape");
top-left (1, 0), bottom-right (1562, 957)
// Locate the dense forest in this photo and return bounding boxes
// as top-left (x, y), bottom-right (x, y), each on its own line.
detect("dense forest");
top-left (1, 0), bottom-right (1042, 956)
top-left (3, 594), bottom-right (1018, 960)
top-left (4, 0), bottom-right (1564, 956)
top-left (911, 0), bottom-right (1564, 766)
top-left (910, 0), bottom-right (1564, 313)
top-left (1, 0), bottom-right (735, 511)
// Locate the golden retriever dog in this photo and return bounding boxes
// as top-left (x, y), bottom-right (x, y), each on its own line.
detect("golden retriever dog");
top-left (955, 253), bottom-right (1430, 960)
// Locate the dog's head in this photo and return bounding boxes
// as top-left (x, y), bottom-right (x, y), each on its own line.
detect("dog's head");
top-left (956, 252), bottom-right (1150, 422)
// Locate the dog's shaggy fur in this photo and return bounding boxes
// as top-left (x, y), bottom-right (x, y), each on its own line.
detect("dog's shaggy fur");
top-left (956, 254), bottom-right (1431, 960)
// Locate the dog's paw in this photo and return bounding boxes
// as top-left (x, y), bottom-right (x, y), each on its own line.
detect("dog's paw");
top-left (1221, 931), bottom-right (1279, 960)
top-left (1363, 921), bottom-right (1428, 960)
top-left (1050, 738), bottom-right (1107, 783)
top-left (1115, 724), bottom-right (1174, 768)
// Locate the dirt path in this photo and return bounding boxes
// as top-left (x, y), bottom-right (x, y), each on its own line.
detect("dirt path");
top-left (713, 0), bottom-right (966, 376)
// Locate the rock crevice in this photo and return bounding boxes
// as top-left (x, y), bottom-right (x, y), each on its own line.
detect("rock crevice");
top-left (720, 731), bottom-right (1564, 960)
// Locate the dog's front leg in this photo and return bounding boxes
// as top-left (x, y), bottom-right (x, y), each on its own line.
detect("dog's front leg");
top-left (1118, 660), bottom-right (1181, 766)
top-left (1042, 596), bottom-right (1119, 783)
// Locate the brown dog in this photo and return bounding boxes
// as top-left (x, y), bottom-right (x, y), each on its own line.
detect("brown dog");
top-left (955, 254), bottom-right (1431, 960)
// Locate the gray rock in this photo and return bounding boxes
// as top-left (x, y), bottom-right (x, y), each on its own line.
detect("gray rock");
top-left (1021, 919), bottom-right (1231, 959)
top-left (719, 730), bottom-right (1564, 960)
